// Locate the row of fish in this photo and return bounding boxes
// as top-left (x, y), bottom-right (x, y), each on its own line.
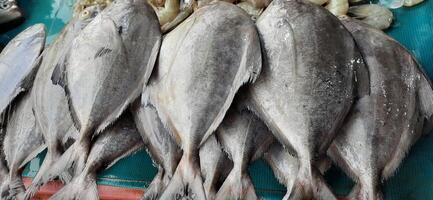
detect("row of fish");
top-left (0, 0), bottom-right (432, 199)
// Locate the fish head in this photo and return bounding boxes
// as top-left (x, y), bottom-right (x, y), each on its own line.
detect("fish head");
top-left (0, 0), bottom-right (23, 25)
top-left (78, 4), bottom-right (104, 25)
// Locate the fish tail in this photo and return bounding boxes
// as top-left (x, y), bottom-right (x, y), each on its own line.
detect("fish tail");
top-left (1, 175), bottom-right (26, 200)
top-left (49, 174), bottom-right (98, 200)
top-left (159, 154), bottom-right (207, 200)
top-left (24, 151), bottom-right (72, 200)
top-left (215, 168), bottom-right (258, 200)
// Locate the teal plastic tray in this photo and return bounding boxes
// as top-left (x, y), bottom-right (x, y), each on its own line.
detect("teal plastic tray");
top-left (2, 0), bottom-right (433, 199)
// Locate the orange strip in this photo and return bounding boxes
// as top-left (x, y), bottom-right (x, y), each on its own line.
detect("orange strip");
top-left (23, 178), bottom-right (144, 200)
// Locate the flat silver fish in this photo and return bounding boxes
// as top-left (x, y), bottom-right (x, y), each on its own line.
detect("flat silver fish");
top-left (143, 1), bottom-right (261, 199)
top-left (215, 109), bottom-right (270, 200)
top-left (246, 0), bottom-right (363, 199)
top-left (0, 0), bottom-right (23, 26)
top-left (1, 92), bottom-right (45, 200)
top-left (130, 102), bottom-right (182, 200)
top-left (48, 112), bottom-right (143, 200)
top-left (25, 6), bottom-right (103, 199)
top-left (50, 0), bottom-right (161, 178)
top-left (0, 23), bottom-right (45, 118)
top-left (325, 17), bottom-right (433, 200)
top-left (200, 134), bottom-right (232, 200)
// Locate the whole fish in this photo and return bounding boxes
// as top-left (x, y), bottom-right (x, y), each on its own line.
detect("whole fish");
top-left (50, 0), bottom-right (161, 178)
top-left (48, 112), bottom-right (144, 200)
top-left (325, 17), bottom-right (433, 200)
top-left (1, 92), bottom-right (45, 200)
top-left (25, 6), bottom-right (103, 199)
top-left (246, 0), bottom-right (364, 199)
top-left (200, 134), bottom-right (232, 200)
top-left (0, 23), bottom-right (45, 119)
top-left (143, 1), bottom-right (261, 199)
top-left (214, 108), bottom-right (271, 200)
top-left (130, 102), bottom-right (182, 200)
top-left (0, 0), bottom-right (23, 27)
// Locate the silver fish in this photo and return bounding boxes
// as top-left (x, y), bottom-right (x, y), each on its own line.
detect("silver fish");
top-left (130, 102), bottom-right (182, 200)
top-left (0, 0), bottom-right (23, 26)
top-left (200, 134), bottom-right (232, 200)
top-left (1, 92), bottom-right (45, 200)
top-left (48, 112), bottom-right (143, 200)
top-left (25, 6), bottom-right (103, 199)
top-left (143, 1), bottom-right (261, 199)
top-left (0, 23), bottom-right (45, 118)
top-left (246, 0), bottom-right (363, 199)
top-left (50, 0), bottom-right (161, 178)
top-left (215, 109), bottom-right (271, 200)
top-left (325, 18), bottom-right (433, 200)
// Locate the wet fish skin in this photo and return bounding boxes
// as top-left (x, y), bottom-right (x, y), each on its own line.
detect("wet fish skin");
top-left (0, 0), bottom-right (23, 26)
top-left (325, 18), bottom-right (433, 200)
top-left (215, 108), bottom-right (269, 200)
top-left (49, 112), bottom-right (144, 200)
top-left (130, 102), bottom-right (182, 200)
top-left (246, 0), bottom-right (362, 198)
top-left (144, 1), bottom-right (261, 199)
top-left (0, 23), bottom-right (45, 118)
top-left (25, 6), bottom-right (103, 199)
top-left (50, 0), bottom-right (161, 178)
top-left (200, 134), bottom-right (232, 200)
top-left (1, 92), bottom-right (45, 200)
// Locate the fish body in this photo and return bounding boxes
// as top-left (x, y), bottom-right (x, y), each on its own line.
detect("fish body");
top-left (200, 134), bottom-right (232, 200)
top-left (25, 6), bottom-right (103, 199)
top-left (0, 0), bottom-right (23, 27)
top-left (247, 0), bottom-right (362, 198)
top-left (0, 23), bottom-right (45, 119)
top-left (131, 102), bottom-right (182, 200)
top-left (50, 0), bottom-right (161, 177)
top-left (144, 1), bottom-right (261, 199)
top-left (215, 109), bottom-right (270, 200)
top-left (1, 92), bottom-right (45, 200)
top-left (326, 18), bottom-right (433, 200)
top-left (49, 112), bottom-right (143, 200)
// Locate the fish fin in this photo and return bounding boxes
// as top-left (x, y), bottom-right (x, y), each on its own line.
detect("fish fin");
top-left (18, 144), bottom-right (47, 169)
top-left (24, 150), bottom-right (73, 200)
top-left (215, 170), bottom-right (259, 200)
top-left (141, 169), bottom-right (164, 200)
top-left (158, 155), bottom-right (207, 200)
top-left (353, 54), bottom-right (370, 98)
top-left (21, 54), bottom-right (43, 91)
top-left (160, 5), bottom-right (194, 33)
top-left (104, 143), bottom-right (143, 170)
top-left (49, 175), bottom-right (98, 200)
top-left (1, 175), bottom-right (26, 200)
top-left (199, 21), bottom-right (262, 146)
top-left (50, 49), bottom-right (69, 88)
top-left (416, 65), bottom-right (433, 134)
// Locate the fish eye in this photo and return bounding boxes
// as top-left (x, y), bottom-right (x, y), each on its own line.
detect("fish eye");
top-left (0, 2), bottom-right (11, 9)
top-left (80, 9), bottom-right (90, 19)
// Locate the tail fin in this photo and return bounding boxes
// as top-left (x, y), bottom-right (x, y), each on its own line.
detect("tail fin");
top-left (49, 174), bottom-right (98, 200)
top-left (215, 168), bottom-right (258, 200)
top-left (1, 175), bottom-right (26, 200)
top-left (24, 151), bottom-right (73, 200)
top-left (158, 155), bottom-right (207, 200)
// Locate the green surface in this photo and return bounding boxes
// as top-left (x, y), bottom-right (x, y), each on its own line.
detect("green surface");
top-left (2, 0), bottom-right (433, 199)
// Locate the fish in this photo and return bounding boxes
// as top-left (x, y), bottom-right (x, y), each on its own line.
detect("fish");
top-left (25, 6), bottom-right (103, 199)
top-left (143, 1), bottom-right (261, 199)
top-left (200, 134), bottom-right (232, 200)
top-left (49, 0), bottom-right (161, 181)
top-left (245, 0), bottom-right (364, 199)
top-left (130, 101), bottom-right (182, 200)
top-left (348, 4), bottom-right (393, 30)
top-left (324, 17), bottom-right (433, 200)
top-left (0, 23), bottom-right (45, 119)
top-left (0, 0), bottom-right (23, 28)
top-left (214, 108), bottom-right (271, 200)
top-left (0, 92), bottom-right (45, 200)
top-left (48, 112), bottom-right (144, 200)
